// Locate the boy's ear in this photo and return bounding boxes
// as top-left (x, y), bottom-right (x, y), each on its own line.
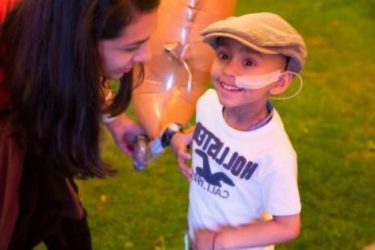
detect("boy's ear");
top-left (269, 71), bottom-right (293, 95)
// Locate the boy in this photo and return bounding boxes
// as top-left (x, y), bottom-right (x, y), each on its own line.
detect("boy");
top-left (171, 12), bottom-right (307, 250)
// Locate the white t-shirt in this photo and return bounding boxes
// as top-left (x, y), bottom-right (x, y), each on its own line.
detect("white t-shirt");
top-left (188, 89), bottom-right (301, 250)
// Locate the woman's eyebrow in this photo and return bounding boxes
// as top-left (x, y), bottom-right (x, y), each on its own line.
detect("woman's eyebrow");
top-left (124, 37), bottom-right (150, 47)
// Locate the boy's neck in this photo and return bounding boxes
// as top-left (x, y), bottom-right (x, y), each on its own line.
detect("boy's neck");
top-left (223, 102), bottom-right (273, 131)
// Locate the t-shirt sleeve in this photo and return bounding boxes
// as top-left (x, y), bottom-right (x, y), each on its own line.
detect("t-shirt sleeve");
top-left (261, 153), bottom-right (301, 216)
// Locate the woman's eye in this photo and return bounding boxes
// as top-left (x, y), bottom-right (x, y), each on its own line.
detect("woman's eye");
top-left (122, 45), bottom-right (139, 52)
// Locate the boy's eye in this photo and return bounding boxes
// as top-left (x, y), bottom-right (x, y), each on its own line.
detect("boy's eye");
top-left (217, 51), bottom-right (230, 60)
top-left (243, 59), bottom-right (255, 67)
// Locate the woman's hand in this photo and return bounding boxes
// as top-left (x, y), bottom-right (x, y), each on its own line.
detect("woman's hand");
top-left (104, 114), bottom-right (145, 156)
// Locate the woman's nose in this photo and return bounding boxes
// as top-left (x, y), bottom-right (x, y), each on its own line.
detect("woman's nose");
top-left (133, 42), bottom-right (152, 63)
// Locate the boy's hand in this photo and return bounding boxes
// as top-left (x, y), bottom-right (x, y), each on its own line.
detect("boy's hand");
top-left (192, 229), bottom-right (217, 250)
top-left (170, 129), bottom-right (193, 180)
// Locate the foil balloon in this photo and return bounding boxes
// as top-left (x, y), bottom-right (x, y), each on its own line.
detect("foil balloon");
top-left (132, 0), bottom-right (237, 139)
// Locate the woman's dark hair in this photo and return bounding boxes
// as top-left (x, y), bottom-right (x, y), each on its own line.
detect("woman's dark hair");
top-left (0, 0), bottom-right (159, 178)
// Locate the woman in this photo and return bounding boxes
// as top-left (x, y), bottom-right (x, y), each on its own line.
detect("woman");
top-left (0, 0), bottom-right (159, 249)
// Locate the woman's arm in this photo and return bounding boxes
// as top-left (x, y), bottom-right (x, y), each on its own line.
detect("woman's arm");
top-left (101, 86), bottom-right (145, 156)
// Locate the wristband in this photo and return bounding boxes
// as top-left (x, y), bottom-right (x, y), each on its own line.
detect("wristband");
top-left (160, 122), bottom-right (183, 148)
top-left (149, 123), bottom-right (183, 155)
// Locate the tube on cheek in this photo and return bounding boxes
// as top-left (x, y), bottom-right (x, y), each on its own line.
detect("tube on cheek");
top-left (235, 70), bottom-right (282, 89)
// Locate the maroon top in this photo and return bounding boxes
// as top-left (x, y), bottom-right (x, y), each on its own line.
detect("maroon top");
top-left (0, 0), bottom-right (16, 110)
top-left (0, 69), bottom-right (9, 110)
top-left (0, 2), bottom-right (21, 249)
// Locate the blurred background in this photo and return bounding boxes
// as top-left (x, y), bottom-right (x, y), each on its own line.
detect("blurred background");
top-left (39, 0), bottom-right (375, 249)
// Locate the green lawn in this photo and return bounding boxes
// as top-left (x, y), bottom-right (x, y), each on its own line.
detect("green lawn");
top-left (38, 0), bottom-right (375, 249)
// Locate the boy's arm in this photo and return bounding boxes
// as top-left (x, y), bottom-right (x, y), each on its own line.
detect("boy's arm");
top-left (170, 128), bottom-right (194, 180)
top-left (194, 214), bottom-right (300, 250)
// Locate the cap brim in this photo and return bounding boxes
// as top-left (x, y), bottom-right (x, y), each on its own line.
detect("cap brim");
top-left (203, 32), bottom-right (277, 55)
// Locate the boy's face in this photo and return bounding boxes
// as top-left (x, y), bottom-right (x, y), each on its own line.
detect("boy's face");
top-left (211, 37), bottom-right (287, 109)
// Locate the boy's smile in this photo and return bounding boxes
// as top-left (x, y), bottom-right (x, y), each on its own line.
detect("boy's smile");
top-left (217, 79), bottom-right (245, 92)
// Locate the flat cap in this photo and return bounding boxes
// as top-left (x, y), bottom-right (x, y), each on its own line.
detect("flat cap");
top-left (202, 12), bottom-right (307, 73)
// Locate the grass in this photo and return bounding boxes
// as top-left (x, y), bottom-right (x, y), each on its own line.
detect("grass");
top-left (36, 0), bottom-right (375, 249)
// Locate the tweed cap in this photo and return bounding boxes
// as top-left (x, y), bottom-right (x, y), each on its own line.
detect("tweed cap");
top-left (202, 12), bottom-right (307, 73)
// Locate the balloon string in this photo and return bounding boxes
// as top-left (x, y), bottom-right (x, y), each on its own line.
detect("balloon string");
top-left (181, 0), bottom-right (200, 45)
top-left (180, 44), bottom-right (192, 93)
top-left (163, 42), bottom-right (192, 93)
top-left (166, 0), bottom-right (202, 93)
top-left (188, 0), bottom-right (197, 6)
top-left (182, 56), bottom-right (193, 94)
top-left (181, 0), bottom-right (199, 93)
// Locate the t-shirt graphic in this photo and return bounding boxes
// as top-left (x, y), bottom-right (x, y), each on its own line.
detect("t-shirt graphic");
top-left (195, 148), bottom-right (235, 188)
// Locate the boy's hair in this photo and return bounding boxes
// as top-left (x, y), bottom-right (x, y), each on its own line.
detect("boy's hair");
top-left (201, 12), bottom-right (307, 73)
